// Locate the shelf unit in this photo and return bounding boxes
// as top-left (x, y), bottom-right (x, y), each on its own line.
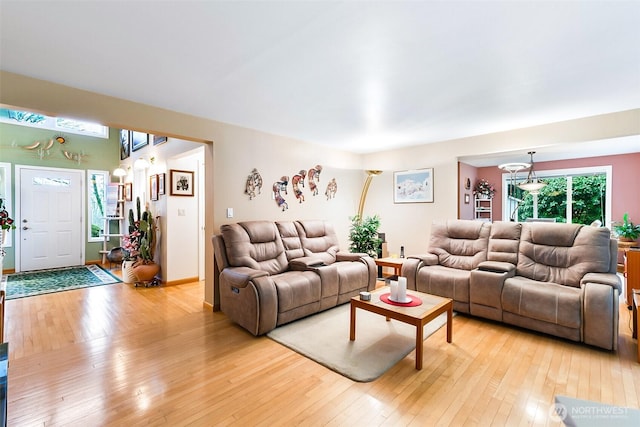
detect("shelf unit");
top-left (99, 182), bottom-right (125, 264)
top-left (474, 196), bottom-right (492, 222)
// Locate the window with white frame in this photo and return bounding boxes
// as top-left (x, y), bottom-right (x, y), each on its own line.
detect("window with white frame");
top-left (502, 166), bottom-right (612, 226)
top-left (0, 108), bottom-right (109, 139)
top-left (88, 170), bottom-right (108, 242)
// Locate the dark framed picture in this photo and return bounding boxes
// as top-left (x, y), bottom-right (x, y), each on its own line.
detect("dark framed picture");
top-left (124, 183), bottom-right (133, 201)
top-left (170, 169), bottom-right (194, 196)
top-left (150, 174), bottom-right (159, 201)
top-left (131, 131), bottom-right (149, 152)
top-left (153, 135), bottom-right (168, 146)
top-left (120, 129), bottom-right (131, 160)
top-left (393, 168), bottom-right (434, 203)
top-left (158, 173), bottom-right (166, 195)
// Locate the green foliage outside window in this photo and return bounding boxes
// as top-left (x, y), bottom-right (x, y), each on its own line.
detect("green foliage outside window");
top-left (517, 174), bottom-right (606, 225)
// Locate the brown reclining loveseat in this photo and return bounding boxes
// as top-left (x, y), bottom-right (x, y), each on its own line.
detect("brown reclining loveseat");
top-left (212, 220), bottom-right (376, 335)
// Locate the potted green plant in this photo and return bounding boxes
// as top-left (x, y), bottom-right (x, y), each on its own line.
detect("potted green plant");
top-left (348, 214), bottom-right (382, 258)
top-left (123, 197), bottom-right (159, 283)
top-left (614, 213), bottom-right (640, 242)
top-left (0, 197), bottom-right (16, 257)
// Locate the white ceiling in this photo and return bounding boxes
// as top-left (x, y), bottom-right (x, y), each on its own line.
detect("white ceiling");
top-left (1, 1), bottom-right (639, 158)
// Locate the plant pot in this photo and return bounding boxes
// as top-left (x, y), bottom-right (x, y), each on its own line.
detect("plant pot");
top-left (121, 260), bottom-right (137, 284)
top-left (619, 237), bottom-right (638, 243)
top-left (133, 262), bottom-right (160, 283)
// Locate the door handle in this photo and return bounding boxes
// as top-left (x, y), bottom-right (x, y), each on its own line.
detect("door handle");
top-left (22, 226), bottom-right (30, 230)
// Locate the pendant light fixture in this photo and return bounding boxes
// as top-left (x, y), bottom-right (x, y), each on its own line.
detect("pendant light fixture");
top-left (518, 151), bottom-right (546, 194)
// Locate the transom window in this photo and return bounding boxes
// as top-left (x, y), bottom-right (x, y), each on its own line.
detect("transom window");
top-left (0, 108), bottom-right (109, 139)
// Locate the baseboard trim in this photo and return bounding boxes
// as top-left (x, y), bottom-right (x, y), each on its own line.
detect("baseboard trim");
top-left (202, 301), bottom-right (213, 311)
top-left (165, 276), bottom-right (199, 287)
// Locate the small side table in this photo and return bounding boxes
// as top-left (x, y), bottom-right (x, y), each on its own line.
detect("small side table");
top-left (633, 291), bottom-right (640, 363)
top-left (374, 257), bottom-right (405, 279)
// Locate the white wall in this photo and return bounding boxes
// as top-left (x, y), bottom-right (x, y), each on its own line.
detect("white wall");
top-left (165, 148), bottom-right (202, 283)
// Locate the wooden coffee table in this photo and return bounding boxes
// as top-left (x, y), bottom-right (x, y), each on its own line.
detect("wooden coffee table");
top-left (350, 288), bottom-right (453, 370)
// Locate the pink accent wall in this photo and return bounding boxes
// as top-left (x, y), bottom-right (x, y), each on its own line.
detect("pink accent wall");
top-left (460, 152), bottom-right (640, 224)
top-left (458, 162), bottom-right (478, 219)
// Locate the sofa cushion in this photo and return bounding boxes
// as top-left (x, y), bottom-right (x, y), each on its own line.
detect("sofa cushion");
top-left (295, 220), bottom-right (339, 264)
top-left (337, 261), bottom-right (369, 295)
top-left (416, 265), bottom-right (470, 304)
top-left (273, 271), bottom-right (322, 312)
top-left (220, 221), bottom-right (288, 275)
top-left (502, 276), bottom-right (581, 329)
top-left (429, 220), bottom-right (489, 270)
top-left (517, 223), bottom-right (613, 288)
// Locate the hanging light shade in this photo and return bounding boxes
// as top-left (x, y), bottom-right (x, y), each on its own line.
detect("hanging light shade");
top-left (518, 151), bottom-right (546, 194)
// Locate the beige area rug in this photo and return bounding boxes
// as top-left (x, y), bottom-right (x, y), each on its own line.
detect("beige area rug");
top-left (267, 303), bottom-right (451, 382)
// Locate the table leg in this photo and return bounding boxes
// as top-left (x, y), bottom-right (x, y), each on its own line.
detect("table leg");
top-left (350, 302), bottom-right (356, 341)
top-left (446, 304), bottom-right (453, 343)
top-left (415, 322), bottom-right (424, 370)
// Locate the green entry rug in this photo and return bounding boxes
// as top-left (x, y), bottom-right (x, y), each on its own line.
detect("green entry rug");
top-left (2, 265), bottom-right (122, 300)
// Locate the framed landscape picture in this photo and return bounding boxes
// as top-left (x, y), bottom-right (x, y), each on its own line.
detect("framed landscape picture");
top-left (153, 135), bottom-right (168, 146)
top-left (393, 168), bottom-right (434, 203)
top-left (170, 169), bottom-right (194, 196)
top-left (131, 131), bottom-right (149, 152)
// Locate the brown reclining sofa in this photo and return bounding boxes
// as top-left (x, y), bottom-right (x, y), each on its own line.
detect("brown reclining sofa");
top-left (212, 220), bottom-right (377, 335)
top-left (403, 220), bottom-right (621, 350)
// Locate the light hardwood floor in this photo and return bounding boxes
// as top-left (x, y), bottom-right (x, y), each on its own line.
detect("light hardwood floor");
top-left (5, 276), bottom-right (640, 426)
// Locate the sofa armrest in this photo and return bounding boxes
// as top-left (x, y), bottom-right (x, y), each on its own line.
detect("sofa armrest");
top-left (290, 256), bottom-right (327, 269)
top-left (220, 267), bottom-right (269, 289)
top-left (477, 260), bottom-right (516, 275)
top-left (581, 272), bottom-right (621, 293)
top-left (336, 251), bottom-right (367, 262)
top-left (408, 253), bottom-right (438, 266)
top-left (582, 281), bottom-right (619, 350)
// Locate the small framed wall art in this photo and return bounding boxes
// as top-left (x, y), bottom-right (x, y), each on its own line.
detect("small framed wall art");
top-left (393, 168), bottom-right (434, 203)
top-left (150, 174), bottom-right (159, 201)
top-left (170, 169), bottom-right (194, 196)
top-left (153, 135), bottom-right (168, 146)
top-left (120, 130), bottom-right (131, 160)
top-left (157, 173), bottom-right (166, 195)
top-left (124, 183), bottom-right (133, 201)
top-left (131, 131), bottom-right (149, 152)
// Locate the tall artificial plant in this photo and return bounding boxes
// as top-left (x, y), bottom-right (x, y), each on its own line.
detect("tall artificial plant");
top-left (348, 214), bottom-right (382, 258)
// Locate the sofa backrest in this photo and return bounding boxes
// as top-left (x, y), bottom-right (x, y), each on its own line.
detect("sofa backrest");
top-left (429, 220), bottom-right (490, 270)
top-left (275, 221), bottom-right (305, 261)
top-left (294, 220), bottom-right (339, 264)
top-left (487, 221), bottom-right (521, 264)
top-left (517, 222), bottom-right (613, 287)
top-left (219, 221), bottom-right (288, 275)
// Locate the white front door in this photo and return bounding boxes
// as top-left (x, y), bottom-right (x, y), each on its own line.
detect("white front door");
top-left (19, 167), bottom-right (84, 271)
